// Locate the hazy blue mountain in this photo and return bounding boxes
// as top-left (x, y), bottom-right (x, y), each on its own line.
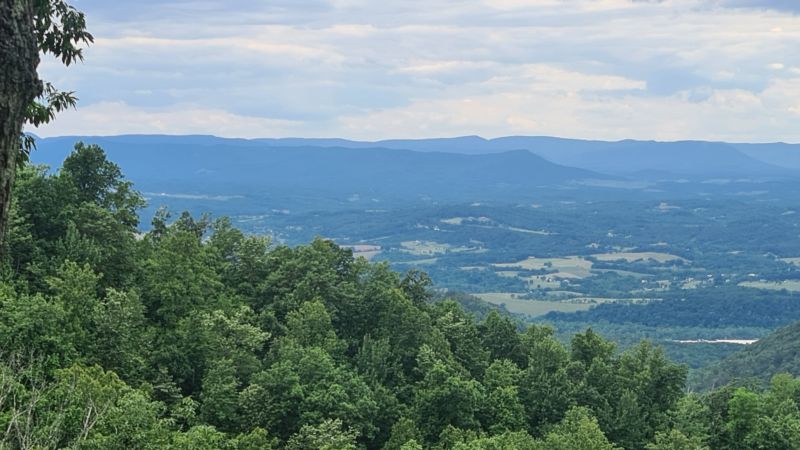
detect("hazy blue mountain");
top-left (256, 135), bottom-right (798, 177)
top-left (364, 137), bottom-right (791, 178)
top-left (31, 134), bottom-right (798, 184)
top-left (732, 143), bottom-right (800, 170)
top-left (31, 136), bottom-right (605, 205)
top-left (541, 140), bottom-right (788, 177)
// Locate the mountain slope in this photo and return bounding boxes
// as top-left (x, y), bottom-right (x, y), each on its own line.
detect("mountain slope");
top-left (691, 321), bottom-right (800, 390)
top-left (31, 134), bottom-right (798, 186)
top-left (389, 136), bottom-right (790, 177)
top-left (31, 135), bottom-right (606, 203)
top-left (733, 143), bottom-right (800, 170)
top-left (546, 140), bottom-right (787, 177)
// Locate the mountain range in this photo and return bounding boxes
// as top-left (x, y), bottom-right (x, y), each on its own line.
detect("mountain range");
top-left (31, 136), bottom-right (606, 205)
top-left (32, 134), bottom-right (800, 182)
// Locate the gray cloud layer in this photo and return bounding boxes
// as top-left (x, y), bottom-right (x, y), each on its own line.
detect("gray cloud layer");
top-left (38, 0), bottom-right (800, 141)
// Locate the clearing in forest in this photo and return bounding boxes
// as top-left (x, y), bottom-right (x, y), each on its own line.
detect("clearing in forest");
top-left (739, 280), bottom-right (800, 292)
top-left (591, 252), bottom-right (686, 263)
top-left (493, 256), bottom-right (594, 278)
top-left (475, 292), bottom-right (593, 317)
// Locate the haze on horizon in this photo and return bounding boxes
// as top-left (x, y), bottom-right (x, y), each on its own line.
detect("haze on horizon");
top-left (34, 0), bottom-right (800, 143)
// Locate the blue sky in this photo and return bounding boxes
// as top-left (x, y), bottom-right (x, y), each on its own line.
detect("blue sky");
top-left (33, 0), bottom-right (800, 142)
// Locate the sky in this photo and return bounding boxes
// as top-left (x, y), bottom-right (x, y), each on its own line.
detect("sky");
top-left (33, 0), bottom-right (800, 142)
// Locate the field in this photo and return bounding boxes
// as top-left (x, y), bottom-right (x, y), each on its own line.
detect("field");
top-left (400, 240), bottom-right (451, 255)
top-left (476, 292), bottom-right (593, 317)
top-left (493, 256), bottom-right (593, 278)
top-left (400, 240), bottom-right (483, 256)
top-left (341, 244), bottom-right (382, 260)
top-left (591, 252), bottom-right (686, 263)
top-left (739, 280), bottom-right (800, 292)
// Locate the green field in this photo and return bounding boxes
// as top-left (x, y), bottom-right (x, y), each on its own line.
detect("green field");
top-left (591, 252), bottom-right (686, 263)
top-left (493, 256), bottom-right (593, 278)
top-left (476, 293), bottom-right (593, 317)
top-left (739, 280), bottom-right (800, 292)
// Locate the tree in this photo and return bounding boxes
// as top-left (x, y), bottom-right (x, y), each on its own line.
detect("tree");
top-left (383, 417), bottom-right (422, 450)
top-left (413, 360), bottom-right (484, 443)
top-left (646, 430), bottom-right (710, 450)
top-left (60, 142), bottom-right (145, 229)
top-left (285, 418), bottom-right (358, 450)
top-left (542, 407), bottom-right (621, 450)
top-left (199, 358), bottom-right (240, 432)
top-left (0, 0), bottom-right (92, 254)
top-left (482, 359), bottom-right (526, 433)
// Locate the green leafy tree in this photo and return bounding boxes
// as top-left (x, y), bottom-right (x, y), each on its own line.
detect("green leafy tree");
top-left (646, 430), bottom-right (710, 450)
top-left (171, 425), bottom-right (228, 450)
top-left (450, 431), bottom-right (540, 450)
top-left (285, 299), bottom-right (345, 356)
top-left (479, 310), bottom-right (525, 367)
top-left (0, 0), bottom-right (92, 252)
top-left (383, 417), bottom-right (423, 450)
top-left (88, 288), bottom-right (148, 382)
top-left (228, 428), bottom-right (278, 450)
top-left (542, 407), bottom-right (621, 450)
top-left (481, 359), bottom-right (526, 433)
top-left (519, 330), bottom-right (574, 432)
top-left (0, 283), bottom-right (76, 369)
top-left (414, 359), bottom-right (484, 443)
top-left (433, 301), bottom-right (490, 378)
top-left (726, 388), bottom-right (761, 450)
top-left (60, 142), bottom-right (145, 228)
top-left (285, 418), bottom-right (358, 450)
top-left (240, 340), bottom-right (378, 443)
top-left (199, 358), bottom-right (240, 432)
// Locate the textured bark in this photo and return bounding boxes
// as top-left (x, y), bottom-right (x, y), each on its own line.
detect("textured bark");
top-left (0, 0), bottom-right (41, 256)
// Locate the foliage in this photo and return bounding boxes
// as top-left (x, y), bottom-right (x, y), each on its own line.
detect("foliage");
top-left (2, 143), bottom-right (800, 449)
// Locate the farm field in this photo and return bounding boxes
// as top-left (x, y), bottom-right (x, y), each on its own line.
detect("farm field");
top-left (476, 292), bottom-right (593, 317)
top-left (493, 256), bottom-right (593, 277)
top-left (591, 252), bottom-right (686, 263)
top-left (739, 280), bottom-right (800, 292)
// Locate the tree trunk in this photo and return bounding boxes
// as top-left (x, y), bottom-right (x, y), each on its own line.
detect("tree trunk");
top-left (0, 0), bottom-right (41, 257)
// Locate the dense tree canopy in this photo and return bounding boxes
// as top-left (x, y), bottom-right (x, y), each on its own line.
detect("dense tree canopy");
top-left (0, 0), bottom-right (92, 257)
top-left (1, 143), bottom-right (799, 449)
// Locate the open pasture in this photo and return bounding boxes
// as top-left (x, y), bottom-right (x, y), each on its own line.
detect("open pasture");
top-left (493, 256), bottom-right (593, 278)
top-left (475, 292), bottom-right (593, 317)
top-left (591, 252), bottom-right (686, 263)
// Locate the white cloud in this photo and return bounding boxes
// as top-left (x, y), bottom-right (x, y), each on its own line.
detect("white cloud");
top-left (33, 102), bottom-right (307, 138)
top-left (31, 0), bottom-right (800, 142)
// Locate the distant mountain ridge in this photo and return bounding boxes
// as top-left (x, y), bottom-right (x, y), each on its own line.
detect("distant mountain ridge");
top-left (32, 134), bottom-right (799, 179)
top-left (31, 136), bottom-right (606, 204)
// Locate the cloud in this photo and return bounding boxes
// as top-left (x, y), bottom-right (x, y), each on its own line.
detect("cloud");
top-left (34, 101), bottom-right (308, 138)
top-left (721, 0), bottom-right (800, 13)
top-left (32, 0), bottom-right (800, 141)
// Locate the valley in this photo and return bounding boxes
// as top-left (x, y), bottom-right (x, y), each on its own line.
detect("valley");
top-left (9, 1), bottom-right (800, 446)
top-left (31, 135), bottom-right (800, 373)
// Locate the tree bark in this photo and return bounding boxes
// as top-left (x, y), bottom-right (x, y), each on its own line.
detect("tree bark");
top-left (0, 0), bottom-right (41, 257)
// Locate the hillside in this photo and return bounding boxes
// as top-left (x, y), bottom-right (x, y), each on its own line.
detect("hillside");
top-left (692, 321), bottom-right (800, 390)
top-left (538, 140), bottom-right (787, 177)
top-left (733, 142), bottom-right (800, 170)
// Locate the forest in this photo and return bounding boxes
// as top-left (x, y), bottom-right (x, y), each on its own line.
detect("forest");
top-left (3, 142), bottom-right (800, 449)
